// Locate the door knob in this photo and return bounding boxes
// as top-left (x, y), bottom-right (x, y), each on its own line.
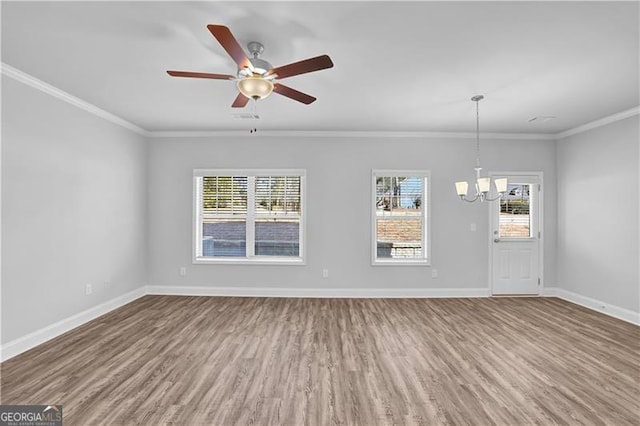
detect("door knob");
top-left (494, 238), bottom-right (500, 243)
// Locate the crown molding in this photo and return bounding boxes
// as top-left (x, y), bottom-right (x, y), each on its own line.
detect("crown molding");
top-left (4, 62), bottom-right (636, 141)
top-left (554, 106), bottom-right (640, 140)
top-left (1, 62), bottom-right (150, 137)
top-left (147, 130), bottom-right (555, 140)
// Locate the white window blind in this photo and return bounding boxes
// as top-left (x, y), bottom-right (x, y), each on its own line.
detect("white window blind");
top-left (255, 176), bottom-right (301, 216)
top-left (202, 176), bottom-right (248, 216)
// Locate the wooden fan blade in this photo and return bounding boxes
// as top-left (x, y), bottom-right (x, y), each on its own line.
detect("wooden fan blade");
top-left (267, 55), bottom-right (333, 80)
top-left (231, 92), bottom-right (250, 108)
top-left (207, 24), bottom-right (253, 71)
top-left (273, 83), bottom-right (316, 104)
top-left (167, 70), bottom-right (235, 80)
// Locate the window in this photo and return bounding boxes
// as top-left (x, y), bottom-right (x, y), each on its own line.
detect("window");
top-left (372, 170), bottom-right (430, 265)
top-left (194, 169), bottom-right (305, 264)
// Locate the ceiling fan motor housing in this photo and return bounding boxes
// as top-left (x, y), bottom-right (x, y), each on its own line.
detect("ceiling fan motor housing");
top-left (247, 57), bottom-right (273, 75)
top-left (240, 41), bottom-right (273, 76)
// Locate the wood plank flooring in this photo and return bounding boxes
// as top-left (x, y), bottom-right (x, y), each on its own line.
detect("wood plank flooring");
top-left (1, 296), bottom-right (639, 425)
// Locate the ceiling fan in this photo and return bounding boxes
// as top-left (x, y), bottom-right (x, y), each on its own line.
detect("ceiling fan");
top-left (167, 24), bottom-right (334, 107)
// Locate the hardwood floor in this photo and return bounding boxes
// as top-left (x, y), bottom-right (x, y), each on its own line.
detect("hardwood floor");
top-left (1, 296), bottom-right (638, 425)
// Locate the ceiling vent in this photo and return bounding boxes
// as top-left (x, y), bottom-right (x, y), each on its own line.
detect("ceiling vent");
top-left (528, 116), bottom-right (556, 123)
top-left (232, 113), bottom-right (260, 120)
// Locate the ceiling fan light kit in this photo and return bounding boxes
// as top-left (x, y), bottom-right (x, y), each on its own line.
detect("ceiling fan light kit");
top-left (237, 76), bottom-right (274, 100)
top-left (167, 24), bottom-right (334, 107)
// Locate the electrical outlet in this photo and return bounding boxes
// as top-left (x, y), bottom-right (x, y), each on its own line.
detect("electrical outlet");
top-left (322, 269), bottom-right (329, 278)
top-left (85, 283), bottom-right (93, 295)
top-left (179, 267), bottom-right (187, 277)
top-left (104, 279), bottom-right (111, 288)
top-left (431, 269), bottom-right (438, 278)
top-left (470, 223), bottom-right (477, 232)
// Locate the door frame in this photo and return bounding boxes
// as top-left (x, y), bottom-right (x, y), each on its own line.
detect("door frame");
top-left (488, 171), bottom-right (544, 296)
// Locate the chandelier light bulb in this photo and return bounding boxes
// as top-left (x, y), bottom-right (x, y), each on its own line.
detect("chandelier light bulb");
top-left (477, 177), bottom-right (491, 193)
top-left (495, 178), bottom-right (508, 194)
top-left (455, 181), bottom-right (469, 197)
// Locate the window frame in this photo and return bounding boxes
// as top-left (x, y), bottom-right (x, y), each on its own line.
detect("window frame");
top-left (371, 169), bottom-right (431, 266)
top-left (193, 169), bottom-right (306, 265)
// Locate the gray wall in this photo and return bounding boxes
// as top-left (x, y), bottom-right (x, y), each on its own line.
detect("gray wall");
top-left (1, 77), bottom-right (148, 344)
top-left (557, 115), bottom-right (639, 312)
top-left (148, 135), bottom-right (557, 291)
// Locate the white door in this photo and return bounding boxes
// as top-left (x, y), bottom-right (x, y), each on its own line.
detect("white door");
top-left (490, 173), bottom-right (541, 295)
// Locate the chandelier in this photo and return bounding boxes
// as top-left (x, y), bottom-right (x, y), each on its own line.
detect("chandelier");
top-left (455, 95), bottom-right (507, 202)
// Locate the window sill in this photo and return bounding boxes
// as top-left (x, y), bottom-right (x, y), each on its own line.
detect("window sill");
top-left (372, 259), bottom-right (430, 266)
top-left (194, 256), bottom-right (306, 266)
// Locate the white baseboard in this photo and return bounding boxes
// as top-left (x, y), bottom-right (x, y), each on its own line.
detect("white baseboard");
top-left (0, 286), bottom-right (147, 362)
top-left (146, 285), bottom-right (491, 298)
top-left (543, 287), bottom-right (639, 325)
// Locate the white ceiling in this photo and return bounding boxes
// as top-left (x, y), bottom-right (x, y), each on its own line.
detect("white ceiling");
top-left (2, 1), bottom-right (638, 134)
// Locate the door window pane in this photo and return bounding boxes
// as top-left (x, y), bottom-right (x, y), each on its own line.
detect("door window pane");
top-left (499, 184), bottom-right (531, 238)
